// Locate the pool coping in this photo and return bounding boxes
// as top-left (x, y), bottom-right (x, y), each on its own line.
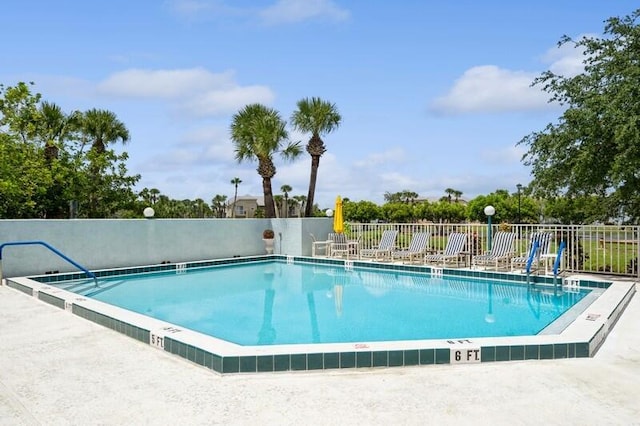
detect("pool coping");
top-left (4, 255), bottom-right (636, 374)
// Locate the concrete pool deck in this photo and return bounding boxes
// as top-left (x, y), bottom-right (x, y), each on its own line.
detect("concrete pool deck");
top-left (1, 282), bottom-right (639, 425)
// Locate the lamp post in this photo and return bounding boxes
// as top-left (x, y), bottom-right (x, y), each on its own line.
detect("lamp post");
top-left (143, 207), bottom-right (155, 219)
top-left (516, 184), bottom-right (522, 224)
top-left (484, 205), bottom-right (495, 251)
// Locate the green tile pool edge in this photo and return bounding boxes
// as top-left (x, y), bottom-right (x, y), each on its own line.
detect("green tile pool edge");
top-left (6, 256), bottom-right (635, 375)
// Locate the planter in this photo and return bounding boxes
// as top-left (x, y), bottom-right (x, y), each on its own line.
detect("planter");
top-left (263, 238), bottom-right (275, 254)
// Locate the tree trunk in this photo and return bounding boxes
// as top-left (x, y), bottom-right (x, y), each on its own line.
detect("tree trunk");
top-left (263, 177), bottom-right (276, 218)
top-left (305, 155), bottom-right (321, 217)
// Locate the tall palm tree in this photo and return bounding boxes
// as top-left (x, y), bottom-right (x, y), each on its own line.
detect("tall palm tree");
top-left (293, 195), bottom-right (306, 217)
top-left (230, 104), bottom-right (301, 218)
top-left (444, 188), bottom-right (455, 203)
top-left (81, 108), bottom-right (130, 217)
top-left (273, 195), bottom-right (283, 218)
top-left (291, 97), bottom-right (341, 217)
top-left (38, 101), bottom-right (80, 163)
top-left (230, 177), bottom-right (242, 218)
top-left (280, 184), bottom-right (292, 218)
top-left (211, 194), bottom-right (227, 218)
top-left (82, 108), bottom-right (130, 155)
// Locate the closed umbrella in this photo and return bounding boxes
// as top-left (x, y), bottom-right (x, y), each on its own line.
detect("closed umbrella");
top-left (333, 195), bottom-right (344, 234)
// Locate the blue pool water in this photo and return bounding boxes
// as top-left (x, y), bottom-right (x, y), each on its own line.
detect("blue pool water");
top-left (58, 261), bottom-right (587, 346)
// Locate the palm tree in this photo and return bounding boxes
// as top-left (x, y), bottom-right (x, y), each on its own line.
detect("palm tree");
top-left (280, 184), bottom-right (292, 218)
top-left (211, 194), bottom-right (227, 218)
top-left (291, 97), bottom-right (341, 217)
top-left (444, 188), bottom-right (455, 203)
top-left (273, 195), bottom-right (283, 218)
top-left (38, 101), bottom-right (80, 163)
top-left (81, 108), bottom-right (130, 217)
top-left (230, 104), bottom-right (301, 218)
top-left (230, 177), bottom-right (242, 218)
top-left (82, 108), bottom-right (129, 155)
top-left (293, 195), bottom-right (307, 217)
top-left (150, 188), bottom-right (160, 204)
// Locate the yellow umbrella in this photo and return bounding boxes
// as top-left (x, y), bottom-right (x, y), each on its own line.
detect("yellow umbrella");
top-left (333, 195), bottom-right (344, 233)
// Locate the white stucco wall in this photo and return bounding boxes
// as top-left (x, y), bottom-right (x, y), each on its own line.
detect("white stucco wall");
top-left (0, 218), bottom-right (332, 278)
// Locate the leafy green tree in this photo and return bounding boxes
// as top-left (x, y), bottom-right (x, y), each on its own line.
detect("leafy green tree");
top-left (230, 104), bottom-right (301, 218)
top-left (1, 82), bottom-right (140, 218)
top-left (381, 202), bottom-right (415, 222)
top-left (431, 201), bottom-right (467, 223)
top-left (343, 200), bottom-right (381, 223)
top-left (0, 82), bottom-right (41, 143)
top-left (466, 190), bottom-right (512, 222)
top-left (291, 97), bottom-right (341, 217)
top-left (520, 9), bottom-right (640, 222)
top-left (543, 195), bottom-right (604, 224)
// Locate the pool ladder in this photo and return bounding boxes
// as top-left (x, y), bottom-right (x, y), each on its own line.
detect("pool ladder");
top-left (0, 240), bottom-right (97, 286)
top-left (526, 240), bottom-right (566, 294)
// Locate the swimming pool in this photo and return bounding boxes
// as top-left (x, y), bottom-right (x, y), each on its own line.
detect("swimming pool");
top-left (52, 261), bottom-right (587, 345)
top-left (6, 255), bottom-right (635, 374)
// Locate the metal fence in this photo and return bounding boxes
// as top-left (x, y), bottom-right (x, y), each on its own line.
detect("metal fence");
top-left (345, 222), bottom-right (640, 278)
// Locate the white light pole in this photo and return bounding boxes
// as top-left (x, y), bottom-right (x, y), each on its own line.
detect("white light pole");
top-left (484, 205), bottom-right (495, 251)
top-left (143, 207), bottom-right (155, 219)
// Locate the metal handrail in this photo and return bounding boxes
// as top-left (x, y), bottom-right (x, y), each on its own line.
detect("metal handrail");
top-left (553, 241), bottom-right (566, 277)
top-left (0, 240), bottom-right (97, 284)
top-left (525, 241), bottom-right (540, 275)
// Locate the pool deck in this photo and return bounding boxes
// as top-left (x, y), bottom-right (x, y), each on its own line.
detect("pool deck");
top-left (1, 280), bottom-right (639, 425)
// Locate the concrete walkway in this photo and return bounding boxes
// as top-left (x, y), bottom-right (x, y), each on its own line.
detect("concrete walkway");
top-left (1, 284), bottom-right (639, 425)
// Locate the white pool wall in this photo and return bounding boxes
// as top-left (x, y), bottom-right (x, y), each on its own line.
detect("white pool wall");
top-left (0, 218), bottom-right (332, 277)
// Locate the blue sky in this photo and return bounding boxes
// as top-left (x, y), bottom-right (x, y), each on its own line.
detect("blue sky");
top-left (2, 1), bottom-right (637, 209)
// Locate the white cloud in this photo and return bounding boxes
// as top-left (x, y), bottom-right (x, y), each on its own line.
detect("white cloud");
top-left (260, 0), bottom-right (349, 25)
top-left (542, 32), bottom-right (595, 77)
top-left (353, 148), bottom-right (406, 168)
top-left (480, 144), bottom-right (526, 165)
top-left (182, 85), bottom-right (275, 116)
top-left (96, 67), bottom-right (275, 117)
top-left (97, 68), bottom-right (235, 99)
top-left (430, 65), bottom-right (550, 115)
top-left (430, 34), bottom-right (596, 116)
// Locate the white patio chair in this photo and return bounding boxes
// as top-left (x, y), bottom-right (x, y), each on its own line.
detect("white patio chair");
top-left (360, 230), bottom-right (398, 261)
top-left (424, 232), bottom-right (467, 266)
top-left (391, 232), bottom-right (430, 264)
top-left (472, 231), bottom-right (516, 270)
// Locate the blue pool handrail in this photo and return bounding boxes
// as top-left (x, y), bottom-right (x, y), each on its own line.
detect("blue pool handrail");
top-left (525, 240), bottom-right (540, 275)
top-left (552, 241), bottom-right (567, 291)
top-left (553, 241), bottom-right (566, 277)
top-left (0, 240), bottom-right (97, 284)
top-left (525, 240), bottom-right (540, 286)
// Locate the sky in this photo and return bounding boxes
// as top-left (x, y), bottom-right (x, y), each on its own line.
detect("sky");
top-left (2, 1), bottom-right (638, 209)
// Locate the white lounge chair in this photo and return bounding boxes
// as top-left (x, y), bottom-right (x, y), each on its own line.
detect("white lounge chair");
top-left (328, 232), bottom-right (350, 258)
top-left (472, 231), bottom-right (516, 270)
top-left (391, 232), bottom-right (430, 264)
top-left (511, 232), bottom-right (553, 272)
top-left (424, 232), bottom-right (467, 266)
top-left (360, 230), bottom-right (398, 261)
